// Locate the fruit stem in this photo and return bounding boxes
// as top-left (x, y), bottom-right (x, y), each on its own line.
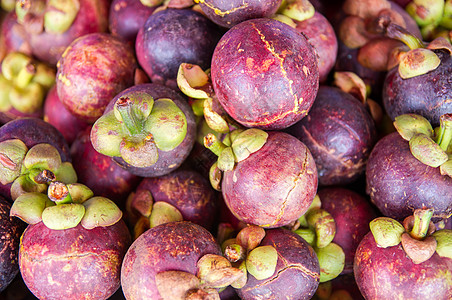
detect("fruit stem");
top-left (15, 63), bottom-right (36, 89)
top-left (48, 181), bottom-right (73, 205)
top-left (385, 22), bottom-right (425, 50)
top-left (410, 208), bottom-right (434, 240)
top-left (29, 169), bottom-right (55, 184)
top-left (114, 97), bottom-right (143, 136)
top-left (204, 133), bottom-right (228, 157)
top-left (436, 114), bottom-right (452, 152)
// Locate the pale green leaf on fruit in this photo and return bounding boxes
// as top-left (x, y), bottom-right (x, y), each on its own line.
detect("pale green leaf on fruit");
top-left (433, 229), bottom-right (452, 259)
top-left (394, 114), bottom-right (434, 141)
top-left (1, 52), bottom-right (32, 81)
top-left (370, 217), bottom-right (405, 248)
top-left (113, 92), bottom-right (154, 123)
top-left (409, 133), bottom-right (448, 167)
top-left (53, 162), bottom-right (77, 184)
top-left (280, 0), bottom-right (315, 22)
top-left (44, 0), bottom-right (80, 34)
top-left (149, 201), bottom-right (183, 228)
top-left (203, 97), bottom-right (230, 134)
top-left (197, 254), bottom-right (231, 280)
top-left (231, 129), bottom-right (268, 162)
top-left (81, 196), bottom-right (122, 229)
top-left (440, 0), bottom-right (452, 29)
top-left (9, 83), bottom-right (44, 113)
top-left (406, 0), bottom-right (444, 27)
top-left (119, 136), bottom-right (159, 168)
top-left (32, 63), bottom-right (56, 88)
top-left (23, 143), bottom-right (61, 171)
top-left (231, 261), bottom-right (247, 289)
top-left (1, 0), bottom-right (15, 12)
top-left (217, 147), bottom-right (235, 172)
top-left (42, 203), bottom-right (85, 230)
top-left (294, 228), bottom-right (316, 246)
top-left (177, 63), bottom-right (210, 99)
top-left (10, 175), bottom-right (47, 201)
top-left (0, 75), bottom-right (13, 112)
top-left (246, 245), bottom-right (278, 280)
top-left (10, 192), bottom-right (53, 224)
top-left (398, 48), bottom-right (441, 79)
top-left (140, 0), bottom-right (164, 7)
top-left (272, 14), bottom-right (297, 28)
top-left (146, 98), bottom-right (187, 151)
top-left (209, 162), bottom-right (222, 191)
top-left (306, 208), bottom-right (336, 248)
top-left (91, 111), bottom-right (123, 157)
top-left (440, 159), bottom-right (452, 177)
top-left (316, 242), bottom-right (345, 283)
top-left (66, 183), bottom-right (94, 204)
top-left (0, 139), bottom-right (27, 185)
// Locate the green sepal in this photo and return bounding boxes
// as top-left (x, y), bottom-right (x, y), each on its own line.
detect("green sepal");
top-left (44, 0), bottom-right (80, 34)
top-left (398, 48), bottom-right (441, 79)
top-left (81, 196), bottom-right (122, 229)
top-left (149, 201), bottom-right (183, 228)
top-left (369, 217), bottom-right (405, 248)
top-left (0, 139), bottom-right (28, 185)
top-left (316, 242), bottom-right (345, 283)
top-left (22, 144), bottom-right (62, 171)
top-left (409, 133), bottom-right (448, 168)
top-left (10, 192), bottom-right (54, 224)
top-left (176, 63), bottom-right (210, 99)
top-left (217, 147), bottom-right (235, 172)
top-left (91, 111), bottom-right (123, 157)
top-left (231, 129), bottom-right (268, 162)
top-left (246, 245), bottom-right (278, 280)
top-left (394, 114), bottom-right (434, 141)
top-left (53, 162), bottom-right (78, 184)
top-left (41, 203), bottom-right (85, 230)
top-left (67, 183), bottom-right (94, 204)
top-left (433, 229), bottom-right (452, 259)
top-left (10, 175), bottom-right (48, 201)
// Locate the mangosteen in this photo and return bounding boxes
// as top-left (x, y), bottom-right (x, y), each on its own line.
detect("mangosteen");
top-left (211, 18), bottom-right (319, 130)
top-left (354, 209), bottom-right (452, 299)
top-left (0, 11), bottom-right (32, 58)
top-left (56, 32), bottom-right (137, 123)
top-left (135, 8), bottom-right (222, 90)
top-left (195, 0), bottom-right (283, 28)
top-left (90, 83), bottom-right (196, 177)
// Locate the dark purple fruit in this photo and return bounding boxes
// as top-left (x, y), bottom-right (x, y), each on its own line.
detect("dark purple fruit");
top-left (211, 18), bottom-right (319, 130)
top-left (287, 86), bottom-right (377, 186)
top-left (136, 8), bottom-right (221, 90)
top-left (196, 0), bottom-right (283, 28)
top-left (237, 228), bottom-right (320, 300)
top-left (121, 221), bottom-right (221, 300)
top-left (19, 220), bottom-right (131, 300)
top-left (0, 196), bottom-right (25, 293)
top-left (56, 32), bottom-right (137, 123)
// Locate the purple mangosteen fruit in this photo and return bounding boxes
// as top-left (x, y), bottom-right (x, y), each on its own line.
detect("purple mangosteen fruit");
top-left (121, 221), bottom-right (225, 299)
top-left (287, 85), bottom-right (377, 186)
top-left (43, 86), bottom-right (90, 145)
top-left (195, 0), bottom-right (283, 28)
top-left (126, 169), bottom-right (217, 235)
top-left (135, 8), bottom-right (222, 90)
top-left (318, 187), bottom-right (378, 275)
top-left (211, 18), bottom-right (319, 130)
top-left (14, 0), bottom-right (110, 65)
top-left (0, 196), bottom-right (25, 293)
top-left (108, 0), bottom-right (156, 46)
top-left (90, 83), bottom-right (196, 177)
top-left (56, 32), bottom-right (137, 123)
top-left (11, 182), bottom-right (130, 300)
top-left (205, 129), bottom-right (318, 228)
top-left (70, 126), bottom-right (141, 209)
top-left (354, 209), bottom-right (452, 299)
top-left (366, 114), bottom-right (452, 222)
top-left (0, 12), bottom-right (32, 58)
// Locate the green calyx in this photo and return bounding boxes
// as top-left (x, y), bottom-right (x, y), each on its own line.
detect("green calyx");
top-left (10, 182), bottom-right (122, 230)
top-left (394, 113), bottom-right (452, 176)
top-left (140, 0), bottom-right (164, 7)
top-left (316, 243), bottom-right (345, 283)
top-left (15, 0), bottom-right (46, 33)
top-left (44, 0), bottom-right (80, 34)
top-left (0, 52), bottom-right (55, 114)
top-left (406, 0), bottom-right (452, 40)
top-left (277, 0), bottom-right (315, 22)
top-left (91, 93), bottom-right (187, 168)
top-left (0, 141), bottom-right (77, 200)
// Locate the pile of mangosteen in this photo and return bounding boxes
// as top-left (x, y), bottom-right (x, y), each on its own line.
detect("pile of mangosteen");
top-left (0, 0), bottom-right (451, 299)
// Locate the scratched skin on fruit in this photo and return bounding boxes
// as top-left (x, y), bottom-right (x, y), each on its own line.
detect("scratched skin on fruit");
top-left (354, 232), bottom-right (452, 299)
top-left (211, 18), bottom-right (319, 130)
top-left (19, 220), bottom-right (131, 300)
top-left (222, 131), bottom-right (318, 228)
top-left (237, 228), bottom-right (320, 300)
top-left (121, 222), bottom-right (221, 300)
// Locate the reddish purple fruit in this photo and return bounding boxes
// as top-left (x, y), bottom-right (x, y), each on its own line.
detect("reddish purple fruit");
top-left (121, 221), bottom-right (221, 300)
top-left (237, 228), bottom-right (320, 300)
top-left (222, 131), bottom-right (318, 228)
top-left (0, 12), bottom-right (31, 57)
top-left (211, 18), bottom-right (319, 130)
top-left (56, 32), bottom-right (137, 123)
top-left (287, 86), bottom-right (377, 186)
top-left (19, 220), bottom-right (131, 300)
top-left (196, 0), bottom-right (283, 28)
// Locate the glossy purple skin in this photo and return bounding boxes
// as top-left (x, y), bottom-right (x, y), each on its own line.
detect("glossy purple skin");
top-left (135, 9), bottom-right (221, 90)
top-left (354, 232), bottom-right (452, 299)
top-left (366, 132), bottom-right (452, 222)
top-left (318, 187), bottom-right (377, 275)
top-left (287, 86), bottom-right (377, 186)
top-left (197, 0), bottom-right (282, 28)
top-left (295, 12), bottom-right (338, 83)
top-left (0, 118), bottom-right (71, 201)
top-left (222, 131), bottom-right (318, 228)
top-left (121, 221), bottom-right (221, 300)
top-left (71, 127), bottom-right (141, 209)
top-left (383, 51), bottom-right (452, 127)
top-left (100, 83), bottom-right (196, 177)
top-left (237, 228), bottom-right (320, 300)
top-left (0, 197), bottom-right (25, 293)
top-left (43, 86), bottom-right (90, 145)
top-left (108, 0), bottom-right (156, 46)
top-left (27, 0), bottom-right (110, 65)
top-left (19, 220), bottom-right (131, 300)
top-left (134, 169), bottom-right (217, 231)
top-left (211, 18), bottom-right (319, 130)
top-left (56, 32), bottom-right (136, 123)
